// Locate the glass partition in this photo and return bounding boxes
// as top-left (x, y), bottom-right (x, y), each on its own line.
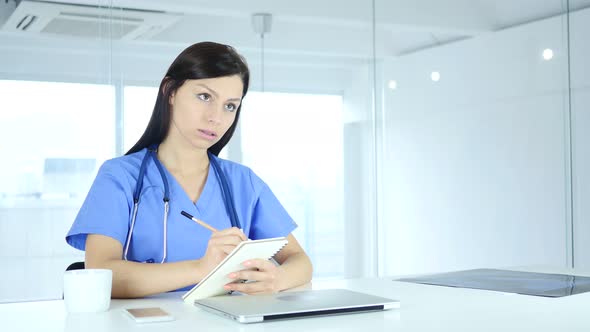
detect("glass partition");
top-left (570, 2), bottom-right (590, 268)
top-left (375, 0), bottom-right (576, 276)
top-left (2, 0), bottom-right (587, 303)
top-left (0, 0), bottom-right (377, 302)
top-left (0, 0), bottom-right (118, 301)
top-left (116, 1), bottom-right (377, 280)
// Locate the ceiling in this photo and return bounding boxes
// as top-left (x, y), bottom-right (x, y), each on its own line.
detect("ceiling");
top-left (3, 0), bottom-right (590, 58)
top-left (1, 0), bottom-right (588, 94)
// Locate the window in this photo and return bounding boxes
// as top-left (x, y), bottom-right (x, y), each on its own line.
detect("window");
top-left (123, 86), bottom-right (158, 152)
top-left (0, 80), bottom-right (115, 200)
top-left (240, 91), bottom-right (345, 279)
top-left (0, 79), bottom-right (115, 302)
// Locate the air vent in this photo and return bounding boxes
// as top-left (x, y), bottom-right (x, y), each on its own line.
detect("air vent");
top-left (1, 0), bottom-right (181, 40)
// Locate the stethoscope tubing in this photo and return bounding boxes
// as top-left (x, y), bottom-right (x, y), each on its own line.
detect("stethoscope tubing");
top-left (122, 145), bottom-right (240, 263)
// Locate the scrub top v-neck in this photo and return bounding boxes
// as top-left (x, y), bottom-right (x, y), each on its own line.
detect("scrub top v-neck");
top-left (159, 159), bottom-right (215, 223)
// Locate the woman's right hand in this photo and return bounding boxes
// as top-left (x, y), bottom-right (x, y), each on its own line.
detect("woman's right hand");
top-left (200, 227), bottom-right (247, 273)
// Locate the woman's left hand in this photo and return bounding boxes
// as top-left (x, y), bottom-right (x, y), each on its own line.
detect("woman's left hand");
top-left (224, 259), bottom-right (282, 295)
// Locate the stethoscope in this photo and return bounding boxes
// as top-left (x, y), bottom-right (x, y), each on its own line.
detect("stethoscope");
top-left (123, 145), bottom-right (241, 263)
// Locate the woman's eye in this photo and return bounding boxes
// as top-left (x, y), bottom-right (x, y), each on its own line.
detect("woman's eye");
top-left (225, 103), bottom-right (237, 112)
top-left (197, 93), bottom-right (211, 101)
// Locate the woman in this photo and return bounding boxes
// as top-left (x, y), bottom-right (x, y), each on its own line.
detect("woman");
top-left (66, 41), bottom-right (312, 298)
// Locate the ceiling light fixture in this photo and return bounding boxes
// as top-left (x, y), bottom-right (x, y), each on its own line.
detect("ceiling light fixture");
top-left (388, 80), bottom-right (397, 90)
top-left (431, 71), bottom-right (440, 82)
top-left (251, 13), bottom-right (272, 92)
top-left (542, 48), bottom-right (554, 61)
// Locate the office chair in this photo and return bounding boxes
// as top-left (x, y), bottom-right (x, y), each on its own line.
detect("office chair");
top-left (66, 261), bottom-right (85, 271)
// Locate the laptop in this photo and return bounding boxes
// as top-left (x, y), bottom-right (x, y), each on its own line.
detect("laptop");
top-left (194, 289), bottom-right (399, 323)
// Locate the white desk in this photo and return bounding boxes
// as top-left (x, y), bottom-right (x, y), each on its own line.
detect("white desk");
top-left (2, 267), bottom-right (589, 331)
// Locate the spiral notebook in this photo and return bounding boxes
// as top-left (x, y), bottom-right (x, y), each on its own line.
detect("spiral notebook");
top-left (182, 237), bottom-right (288, 304)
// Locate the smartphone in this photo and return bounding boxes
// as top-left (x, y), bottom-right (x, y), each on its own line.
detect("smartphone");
top-left (123, 307), bottom-right (175, 323)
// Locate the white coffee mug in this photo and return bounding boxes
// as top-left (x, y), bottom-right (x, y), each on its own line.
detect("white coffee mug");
top-left (63, 269), bottom-right (112, 313)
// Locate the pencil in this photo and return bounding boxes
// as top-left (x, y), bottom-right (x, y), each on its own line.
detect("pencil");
top-left (180, 211), bottom-right (218, 233)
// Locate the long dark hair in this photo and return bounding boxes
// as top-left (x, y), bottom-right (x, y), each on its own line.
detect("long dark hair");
top-left (126, 41), bottom-right (250, 156)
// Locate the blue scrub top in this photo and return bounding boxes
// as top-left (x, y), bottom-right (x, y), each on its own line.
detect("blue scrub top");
top-left (66, 148), bottom-right (297, 268)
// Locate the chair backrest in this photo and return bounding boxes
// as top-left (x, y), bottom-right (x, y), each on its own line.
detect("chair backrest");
top-left (66, 261), bottom-right (85, 271)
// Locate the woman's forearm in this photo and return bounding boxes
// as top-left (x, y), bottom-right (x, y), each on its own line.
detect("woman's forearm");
top-left (87, 259), bottom-right (207, 298)
top-left (276, 252), bottom-right (313, 291)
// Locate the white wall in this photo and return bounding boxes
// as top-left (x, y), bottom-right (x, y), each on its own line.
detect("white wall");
top-left (379, 9), bottom-right (586, 275)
